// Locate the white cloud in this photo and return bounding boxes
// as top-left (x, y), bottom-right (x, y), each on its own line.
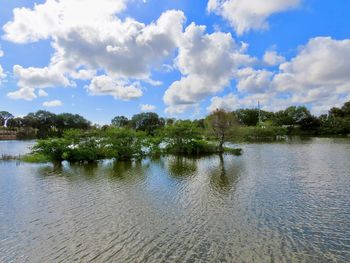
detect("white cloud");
top-left (208, 0), bottom-right (301, 35)
top-left (3, 0), bottom-right (127, 43)
top-left (0, 65), bottom-right (6, 84)
top-left (263, 50), bottom-right (285, 66)
top-left (207, 92), bottom-right (291, 113)
top-left (3, 0), bottom-right (185, 99)
top-left (0, 49), bottom-right (4, 57)
top-left (13, 65), bottom-right (71, 89)
top-left (273, 37), bottom-right (350, 108)
top-left (208, 37), bottom-right (350, 115)
top-left (87, 75), bottom-right (143, 100)
top-left (207, 93), bottom-right (240, 112)
top-left (235, 67), bottom-right (273, 93)
top-left (140, 104), bottom-right (156, 111)
top-left (7, 88), bottom-right (37, 100)
top-left (43, 100), bottom-right (63, 107)
top-left (38, 89), bottom-right (49, 97)
top-left (164, 23), bottom-right (255, 114)
top-left (70, 69), bottom-right (96, 80)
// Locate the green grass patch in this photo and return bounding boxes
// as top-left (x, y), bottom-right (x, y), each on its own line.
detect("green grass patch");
top-left (224, 147), bottom-right (243, 155)
top-left (20, 153), bottom-right (51, 163)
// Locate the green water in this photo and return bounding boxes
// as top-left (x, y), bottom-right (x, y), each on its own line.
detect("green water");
top-left (0, 138), bottom-right (349, 262)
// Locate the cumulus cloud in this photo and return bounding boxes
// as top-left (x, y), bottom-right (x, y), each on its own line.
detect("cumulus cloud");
top-left (87, 75), bottom-right (143, 100)
top-left (3, 0), bottom-right (127, 43)
top-left (207, 92), bottom-right (291, 113)
top-left (70, 69), bottom-right (96, 80)
top-left (273, 37), bottom-right (350, 107)
top-left (208, 37), bottom-right (350, 115)
top-left (235, 67), bottom-right (274, 93)
top-left (43, 100), bottom-right (63, 107)
top-left (3, 0), bottom-right (185, 100)
top-left (13, 65), bottom-right (71, 89)
top-left (0, 49), bottom-right (4, 57)
top-left (164, 23), bottom-right (255, 114)
top-left (7, 88), bottom-right (37, 100)
top-left (263, 50), bottom-right (285, 66)
top-left (140, 104), bottom-right (156, 111)
top-left (207, 93), bottom-right (240, 112)
top-left (207, 0), bottom-right (301, 35)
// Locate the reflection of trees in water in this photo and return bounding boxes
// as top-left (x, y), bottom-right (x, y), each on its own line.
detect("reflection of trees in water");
top-left (168, 156), bottom-right (198, 179)
top-left (209, 154), bottom-right (240, 193)
top-left (107, 159), bottom-right (149, 184)
top-left (37, 161), bottom-right (101, 180)
top-left (36, 160), bottom-right (150, 184)
top-left (34, 155), bottom-right (240, 191)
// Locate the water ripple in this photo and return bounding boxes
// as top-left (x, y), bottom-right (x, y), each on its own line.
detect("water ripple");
top-left (1, 138), bottom-right (350, 262)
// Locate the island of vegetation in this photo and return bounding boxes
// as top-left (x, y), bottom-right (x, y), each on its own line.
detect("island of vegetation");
top-left (1, 100), bottom-right (350, 163)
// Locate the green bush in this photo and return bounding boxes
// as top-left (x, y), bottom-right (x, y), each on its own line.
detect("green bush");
top-left (103, 127), bottom-right (146, 160)
top-left (30, 128), bottom-right (147, 162)
top-left (237, 126), bottom-right (287, 141)
top-left (32, 138), bottom-right (70, 162)
top-left (162, 121), bottom-right (217, 155)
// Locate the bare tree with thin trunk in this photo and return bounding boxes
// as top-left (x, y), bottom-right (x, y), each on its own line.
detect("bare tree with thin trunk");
top-left (206, 109), bottom-right (237, 152)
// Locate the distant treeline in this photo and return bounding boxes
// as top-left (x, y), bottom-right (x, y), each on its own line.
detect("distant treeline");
top-left (1, 100), bottom-right (350, 140)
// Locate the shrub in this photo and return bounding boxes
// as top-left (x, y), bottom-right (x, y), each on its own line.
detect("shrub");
top-left (238, 126), bottom-right (287, 141)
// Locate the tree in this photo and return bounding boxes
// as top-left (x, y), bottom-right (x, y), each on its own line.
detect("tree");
top-left (272, 106), bottom-right (312, 127)
top-left (206, 109), bottom-right (237, 152)
top-left (234, 109), bottom-right (259, 126)
top-left (111, 116), bottom-right (129, 127)
top-left (163, 121), bottom-right (212, 154)
top-left (329, 107), bottom-right (344, 118)
top-left (7, 117), bottom-right (23, 128)
top-left (23, 110), bottom-right (58, 138)
top-left (131, 112), bottom-right (164, 135)
top-left (341, 101), bottom-right (350, 116)
top-left (56, 113), bottom-right (91, 134)
top-left (0, 111), bottom-right (14, 127)
top-left (163, 121), bottom-right (201, 147)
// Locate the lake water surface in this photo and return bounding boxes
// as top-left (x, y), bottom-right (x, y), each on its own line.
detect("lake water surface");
top-left (0, 138), bottom-right (350, 262)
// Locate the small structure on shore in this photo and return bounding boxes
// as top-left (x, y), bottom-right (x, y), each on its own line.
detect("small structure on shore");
top-left (0, 130), bottom-right (17, 140)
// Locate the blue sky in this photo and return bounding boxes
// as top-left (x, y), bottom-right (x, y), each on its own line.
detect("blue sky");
top-left (0, 0), bottom-right (350, 124)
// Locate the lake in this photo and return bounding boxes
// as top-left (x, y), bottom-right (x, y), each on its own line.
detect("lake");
top-left (0, 138), bottom-right (349, 262)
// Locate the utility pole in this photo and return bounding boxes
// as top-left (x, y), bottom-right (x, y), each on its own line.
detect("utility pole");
top-left (258, 100), bottom-right (262, 125)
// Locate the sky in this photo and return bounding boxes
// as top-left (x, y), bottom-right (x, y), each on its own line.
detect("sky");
top-left (0, 0), bottom-right (350, 124)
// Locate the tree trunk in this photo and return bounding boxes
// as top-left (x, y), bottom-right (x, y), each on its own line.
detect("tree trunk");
top-left (218, 134), bottom-right (224, 152)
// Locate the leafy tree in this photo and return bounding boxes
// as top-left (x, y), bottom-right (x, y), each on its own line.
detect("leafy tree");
top-left (131, 112), bottom-right (164, 135)
top-left (7, 117), bottom-right (23, 128)
top-left (341, 101), bottom-right (350, 116)
top-left (193, 118), bottom-right (206, 129)
top-left (56, 113), bottom-right (91, 135)
top-left (23, 110), bottom-right (58, 138)
top-left (103, 127), bottom-right (145, 160)
top-left (111, 116), bottom-right (129, 127)
top-left (165, 118), bottom-right (176, 126)
top-left (163, 120), bottom-right (214, 155)
top-left (234, 109), bottom-right (259, 126)
top-left (272, 106), bottom-right (313, 127)
top-left (329, 107), bottom-right (344, 118)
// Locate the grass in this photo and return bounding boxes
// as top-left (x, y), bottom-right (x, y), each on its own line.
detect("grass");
top-left (20, 153), bottom-right (50, 163)
top-left (0, 154), bottom-right (18, 161)
top-left (224, 147), bottom-right (243, 155)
